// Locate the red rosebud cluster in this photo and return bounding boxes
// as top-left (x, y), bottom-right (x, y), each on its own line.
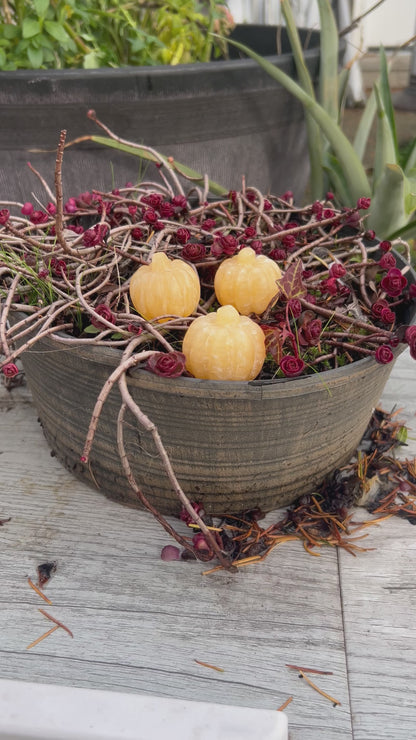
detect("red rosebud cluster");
top-left (171, 195), bottom-right (187, 211)
top-left (91, 304), bottom-right (116, 329)
top-left (405, 326), bottom-right (416, 360)
top-left (299, 315), bottom-right (322, 346)
top-left (380, 307), bottom-right (395, 325)
top-left (159, 201), bottom-right (175, 219)
top-left (269, 248), bottom-right (286, 261)
top-left (142, 193), bottom-right (162, 209)
top-left (379, 253), bottom-right (396, 270)
top-left (83, 224), bottom-right (109, 247)
top-left (30, 210), bottom-right (49, 225)
top-left (380, 268), bottom-right (407, 297)
top-left (379, 240), bottom-right (392, 252)
top-left (175, 227), bottom-right (191, 244)
top-left (216, 234), bottom-right (238, 255)
top-left (1, 362), bottom-right (19, 378)
top-left (280, 355), bottom-right (305, 377)
top-left (0, 209), bottom-right (10, 224)
top-left (182, 243), bottom-right (206, 262)
top-left (201, 218), bottom-right (217, 231)
top-left (146, 351), bottom-right (186, 378)
top-left (374, 345), bottom-right (394, 364)
top-left (179, 501), bottom-right (205, 525)
top-left (142, 207), bottom-right (158, 225)
top-left (131, 227), bottom-right (143, 241)
top-left (329, 262), bottom-right (346, 279)
top-left (371, 299), bottom-right (389, 318)
top-left (357, 197), bottom-right (371, 210)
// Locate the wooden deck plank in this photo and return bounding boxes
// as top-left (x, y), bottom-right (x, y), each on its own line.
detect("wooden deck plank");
top-left (0, 377), bottom-right (352, 739)
top-left (339, 349), bottom-right (416, 740)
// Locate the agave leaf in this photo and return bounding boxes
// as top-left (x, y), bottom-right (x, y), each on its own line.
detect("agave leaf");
top-left (352, 87), bottom-right (377, 161)
top-left (403, 138), bottom-right (416, 175)
top-left (90, 135), bottom-right (227, 195)
top-left (323, 153), bottom-right (351, 206)
top-left (222, 36), bottom-right (371, 205)
top-left (338, 66), bottom-right (351, 114)
top-left (378, 46), bottom-right (398, 160)
top-left (367, 164), bottom-right (414, 238)
top-left (387, 218), bottom-right (416, 241)
top-left (280, 0), bottom-right (323, 199)
top-left (316, 0), bottom-right (339, 122)
top-left (373, 83), bottom-right (398, 190)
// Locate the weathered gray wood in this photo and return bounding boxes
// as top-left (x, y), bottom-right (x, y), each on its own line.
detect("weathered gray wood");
top-left (0, 377), bottom-right (352, 739)
top-left (1, 350), bottom-right (415, 739)
top-left (339, 349), bottom-right (416, 740)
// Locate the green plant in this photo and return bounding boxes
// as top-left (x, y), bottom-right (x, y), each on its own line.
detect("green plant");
top-left (219, 0), bottom-right (416, 241)
top-left (0, 0), bottom-right (231, 70)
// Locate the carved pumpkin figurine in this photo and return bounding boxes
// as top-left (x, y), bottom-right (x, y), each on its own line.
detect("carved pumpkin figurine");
top-left (214, 246), bottom-right (282, 315)
top-left (182, 304), bottom-right (266, 381)
top-left (129, 251), bottom-right (200, 322)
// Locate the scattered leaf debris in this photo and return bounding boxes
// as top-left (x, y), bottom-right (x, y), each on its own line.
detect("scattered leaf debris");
top-left (0, 517), bottom-right (11, 526)
top-left (28, 577), bottom-right (52, 605)
top-left (194, 659), bottom-right (224, 673)
top-left (39, 609), bottom-right (73, 639)
top-left (26, 625), bottom-right (60, 650)
top-left (286, 664), bottom-right (333, 676)
top-left (298, 669), bottom-right (341, 707)
top-left (277, 697), bottom-right (293, 712)
top-left (37, 561), bottom-right (57, 588)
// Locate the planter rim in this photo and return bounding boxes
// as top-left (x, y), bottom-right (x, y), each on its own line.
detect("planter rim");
top-left (0, 26), bottom-right (321, 85)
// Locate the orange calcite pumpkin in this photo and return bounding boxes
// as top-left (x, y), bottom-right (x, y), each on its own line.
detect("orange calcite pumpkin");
top-left (129, 251), bottom-right (200, 322)
top-left (182, 304), bottom-right (266, 381)
top-left (214, 246), bottom-right (282, 315)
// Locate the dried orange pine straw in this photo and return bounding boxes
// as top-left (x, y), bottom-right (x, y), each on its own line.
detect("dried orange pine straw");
top-left (286, 664), bottom-right (333, 675)
top-left (277, 696), bottom-right (293, 712)
top-left (26, 625), bottom-right (59, 650)
top-left (38, 609), bottom-right (74, 638)
top-left (194, 660), bottom-right (224, 673)
top-left (298, 670), bottom-right (341, 707)
top-left (27, 577), bottom-right (52, 605)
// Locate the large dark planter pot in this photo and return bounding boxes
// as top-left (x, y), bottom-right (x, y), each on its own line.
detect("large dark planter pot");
top-left (0, 26), bottom-right (321, 203)
top-left (13, 254), bottom-right (416, 517)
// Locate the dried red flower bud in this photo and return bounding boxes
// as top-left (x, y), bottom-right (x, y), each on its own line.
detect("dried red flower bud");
top-left (67, 224), bottom-right (84, 235)
top-left (38, 268), bottom-right (49, 279)
top-left (311, 201), bottom-right (323, 217)
top-left (302, 270), bottom-right (314, 280)
top-left (210, 242), bottom-right (223, 257)
top-left (410, 284), bottom-right (416, 299)
top-left (380, 307), bottom-right (396, 325)
top-left (329, 262), bottom-right (347, 279)
top-left (192, 532), bottom-right (210, 551)
top-left (64, 198), bottom-right (78, 214)
top-left (244, 226), bottom-right (256, 238)
top-left (76, 191), bottom-right (94, 206)
top-left (127, 323), bottom-right (143, 335)
top-left (143, 208), bottom-right (158, 224)
top-left (405, 325), bottom-right (416, 347)
top-left (371, 299), bottom-right (388, 318)
top-left (21, 202), bottom-right (34, 216)
top-left (228, 190), bottom-right (237, 203)
top-left (142, 193), bottom-right (162, 209)
top-left (379, 240), bottom-right (392, 252)
top-left (53, 260), bottom-right (67, 277)
top-left (0, 209), bottom-right (10, 224)
top-left (357, 197), bottom-right (371, 210)
top-left (161, 545), bottom-right (180, 561)
top-left (146, 351), bottom-right (186, 378)
top-left (250, 240), bottom-right (263, 254)
top-left (1, 362), bottom-right (19, 378)
top-left (287, 298), bottom-right (302, 318)
top-left (263, 199), bottom-right (272, 211)
top-left (154, 220), bottom-right (164, 231)
top-left (379, 253), bottom-right (396, 270)
top-left (323, 208), bottom-right (335, 219)
top-left (131, 227), bottom-right (143, 241)
top-left (159, 201), bottom-right (175, 218)
top-left (218, 234), bottom-right (238, 255)
top-left (83, 224), bottom-right (109, 247)
top-left (202, 218), bottom-right (217, 231)
top-left (280, 355), bottom-right (305, 377)
top-left (128, 205), bottom-right (138, 216)
top-left (375, 345), bottom-right (394, 364)
top-left (282, 191), bottom-right (293, 201)
top-left (246, 191), bottom-right (256, 203)
top-left (300, 318), bottom-right (322, 346)
top-left (46, 202), bottom-right (56, 215)
top-left (171, 195), bottom-right (188, 211)
top-left (179, 502), bottom-right (205, 525)
top-left (321, 277), bottom-right (338, 295)
top-left (365, 229), bottom-right (376, 240)
top-left (282, 234), bottom-right (296, 250)
top-left (175, 227), bottom-right (191, 244)
top-left (91, 304), bottom-right (116, 329)
top-left (326, 191), bottom-right (334, 200)
top-left (30, 210), bottom-right (49, 224)
top-left (182, 243), bottom-right (206, 262)
top-left (380, 268), bottom-right (407, 298)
